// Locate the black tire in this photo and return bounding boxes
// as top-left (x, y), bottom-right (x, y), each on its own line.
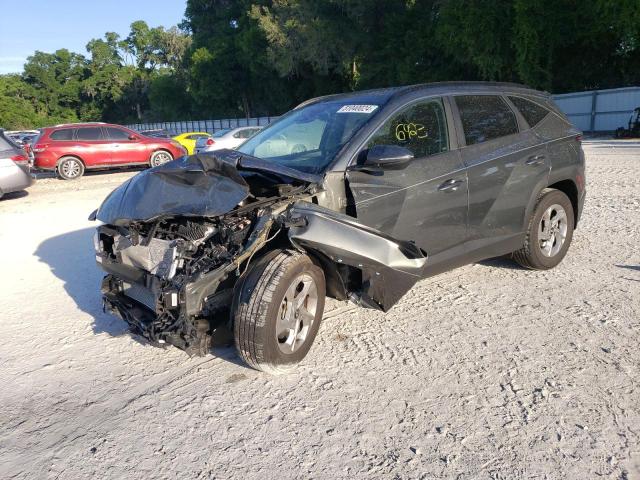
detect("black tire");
top-left (233, 249), bottom-right (326, 374)
top-left (56, 156), bottom-right (85, 180)
top-left (513, 189), bottom-right (575, 270)
top-left (150, 150), bottom-right (173, 167)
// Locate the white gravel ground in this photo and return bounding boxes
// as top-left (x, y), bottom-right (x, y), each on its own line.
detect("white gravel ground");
top-left (1, 141), bottom-right (639, 479)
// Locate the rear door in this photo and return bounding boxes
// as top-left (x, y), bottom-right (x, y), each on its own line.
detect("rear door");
top-left (74, 127), bottom-right (112, 166)
top-left (346, 97), bottom-right (469, 273)
top-left (451, 94), bottom-right (549, 258)
top-left (104, 127), bottom-right (147, 164)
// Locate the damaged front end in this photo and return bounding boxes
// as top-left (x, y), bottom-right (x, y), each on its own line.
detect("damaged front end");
top-left (92, 150), bottom-right (427, 356)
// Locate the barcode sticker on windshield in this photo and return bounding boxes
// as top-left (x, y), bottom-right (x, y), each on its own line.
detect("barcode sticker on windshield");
top-left (337, 105), bottom-right (378, 114)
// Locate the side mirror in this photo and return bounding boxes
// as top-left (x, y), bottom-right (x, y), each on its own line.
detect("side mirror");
top-left (128, 134), bottom-right (138, 141)
top-left (355, 144), bottom-right (414, 171)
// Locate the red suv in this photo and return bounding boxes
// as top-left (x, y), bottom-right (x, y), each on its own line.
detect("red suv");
top-left (33, 123), bottom-right (187, 180)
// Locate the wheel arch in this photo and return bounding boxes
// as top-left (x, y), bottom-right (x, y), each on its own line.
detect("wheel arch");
top-left (523, 178), bottom-right (580, 233)
top-left (547, 179), bottom-right (579, 227)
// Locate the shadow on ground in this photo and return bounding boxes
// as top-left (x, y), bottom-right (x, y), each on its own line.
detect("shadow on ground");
top-left (476, 256), bottom-right (525, 270)
top-left (31, 165), bottom-right (145, 180)
top-left (35, 226), bottom-right (133, 337)
top-left (0, 190), bottom-right (29, 201)
top-left (34, 226), bottom-right (245, 365)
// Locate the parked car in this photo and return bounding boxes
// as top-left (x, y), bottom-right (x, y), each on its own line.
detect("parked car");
top-left (139, 129), bottom-right (174, 138)
top-left (91, 82), bottom-right (586, 373)
top-left (0, 130), bottom-right (33, 199)
top-left (194, 126), bottom-right (262, 153)
top-left (172, 131), bottom-right (211, 155)
top-left (32, 123), bottom-right (187, 180)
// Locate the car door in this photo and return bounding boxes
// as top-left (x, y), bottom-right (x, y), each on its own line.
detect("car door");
top-left (104, 127), bottom-right (146, 164)
top-left (345, 97), bottom-right (468, 273)
top-left (73, 127), bottom-right (112, 167)
top-left (451, 94), bottom-right (550, 258)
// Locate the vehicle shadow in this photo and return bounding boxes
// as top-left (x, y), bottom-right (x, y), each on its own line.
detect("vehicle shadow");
top-left (35, 227), bottom-right (132, 337)
top-left (34, 226), bottom-right (248, 365)
top-left (476, 256), bottom-right (526, 270)
top-left (32, 166), bottom-right (146, 180)
top-left (0, 190), bottom-right (29, 201)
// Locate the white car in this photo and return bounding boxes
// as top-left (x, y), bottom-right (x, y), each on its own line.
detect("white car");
top-left (195, 126), bottom-right (263, 154)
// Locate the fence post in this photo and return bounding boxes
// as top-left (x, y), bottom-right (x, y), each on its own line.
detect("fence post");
top-left (590, 91), bottom-right (598, 132)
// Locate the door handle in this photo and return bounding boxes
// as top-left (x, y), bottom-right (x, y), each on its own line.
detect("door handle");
top-left (525, 154), bottom-right (545, 166)
top-left (438, 178), bottom-right (464, 192)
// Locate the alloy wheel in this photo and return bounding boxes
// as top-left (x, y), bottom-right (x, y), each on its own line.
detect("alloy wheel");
top-left (538, 203), bottom-right (568, 257)
top-left (275, 273), bottom-right (318, 354)
top-left (61, 160), bottom-right (81, 178)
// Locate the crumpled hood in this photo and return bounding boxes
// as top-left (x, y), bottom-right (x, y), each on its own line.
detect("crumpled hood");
top-left (94, 152), bottom-right (248, 225)
top-left (94, 149), bottom-right (319, 226)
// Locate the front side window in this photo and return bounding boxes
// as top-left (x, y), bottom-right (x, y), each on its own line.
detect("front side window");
top-left (366, 98), bottom-right (449, 157)
top-left (105, 127), bottom-right (131, 141)
top-left (455, 95), bottom-right (518, 146)
top-left (237, 101), bottom-right (379, 174)
top-left (75, 127), bottom-right (104, 141)
top-left (50, 129), bottom-right (74, 141)
top-left (508, 96), bottom-right (550, 128)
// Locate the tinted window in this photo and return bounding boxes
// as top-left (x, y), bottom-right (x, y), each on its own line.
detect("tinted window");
top-left (105, 127), bottom-right (131, 140)
top-left (508, 96), bottom-right (550, 128)
top-left (76, 127), bottom-right (104, 141)
top-left (367, 98), bottom-right (449, 157)
top-left (50, 128), bottom-right (75, 141)
top-left (455, 95), bottom-right (518, 145)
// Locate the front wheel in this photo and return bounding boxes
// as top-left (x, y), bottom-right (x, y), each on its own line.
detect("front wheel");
top-left (233, 250), bottom-right (326, 374)
top-left (513, 189), bottom-right (575, 270)
top-left (150, 150), bottom-right (173, 167)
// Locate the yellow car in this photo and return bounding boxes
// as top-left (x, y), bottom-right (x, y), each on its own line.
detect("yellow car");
top-left (172, 132), bottom-right (211, 155)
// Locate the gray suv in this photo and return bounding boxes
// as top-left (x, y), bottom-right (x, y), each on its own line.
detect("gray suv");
top-left (92, 82), bottom-right (586, 373)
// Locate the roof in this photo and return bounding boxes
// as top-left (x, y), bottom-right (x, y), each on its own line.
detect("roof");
top-left (297, 81), bottom-right (548, 109)
top-left (49, 122), bottom-right (108, 129)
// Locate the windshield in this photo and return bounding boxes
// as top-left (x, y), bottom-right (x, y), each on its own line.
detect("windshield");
top-left (237, 101), bottom-right (380, 174)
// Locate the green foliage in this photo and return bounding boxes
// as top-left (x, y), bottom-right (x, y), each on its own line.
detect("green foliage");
top-left (1, 2), bottom-right (639, 130)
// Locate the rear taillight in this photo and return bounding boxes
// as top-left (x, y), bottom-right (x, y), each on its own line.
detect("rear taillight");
top-left (575, 134), bottom-right (582, 142)
top-left (32, 143), bottom-right (47, 153)
top-left (11, 154), bottom-right (28, 165)
top-left (206, 138), bottom-right (215, 146)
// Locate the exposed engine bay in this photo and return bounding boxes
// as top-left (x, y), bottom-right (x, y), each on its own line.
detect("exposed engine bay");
top-left (92, 150), bottom-right (427, 356)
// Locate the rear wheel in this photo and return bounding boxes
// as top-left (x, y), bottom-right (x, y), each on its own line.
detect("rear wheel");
top-left (513, 189), bottom-right (574, 270)
top-left (150, 150), bottom-right (173, 167)
top-left (57, 157), bottom-right (85, 180)
top-left (233, 250), bottom-right (325, 374)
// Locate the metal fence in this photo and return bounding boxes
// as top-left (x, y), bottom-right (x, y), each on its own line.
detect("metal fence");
top-left (126, 116), bottom-right (278, 135)
top-left (552, 86), bottom-right (640, 132)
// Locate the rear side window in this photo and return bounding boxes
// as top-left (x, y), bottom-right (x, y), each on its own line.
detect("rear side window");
top-left (76, 127), bottom-right (104, 141)
top-left (508, 96), bottom-right (550, 127)
top-left (455, 95), bottom-right (518, 145)
top-left (50, 129), bottom-right (75, 141)
top-left (367, 98), bottom-right (449, 157)
top-left (105, 127), bottom-right (131, 140)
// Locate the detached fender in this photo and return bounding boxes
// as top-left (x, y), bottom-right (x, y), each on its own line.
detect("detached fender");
top-left (285, 202), bottom-right (427, 311)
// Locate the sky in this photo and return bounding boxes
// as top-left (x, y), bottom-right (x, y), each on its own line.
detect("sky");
top-left (0, 0), bottom-right (187, 74)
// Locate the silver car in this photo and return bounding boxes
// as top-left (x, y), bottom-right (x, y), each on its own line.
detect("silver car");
top-left (194, 126), bottom-right (263, 154)
top-left (0, 130), bottom-right (33, 199)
